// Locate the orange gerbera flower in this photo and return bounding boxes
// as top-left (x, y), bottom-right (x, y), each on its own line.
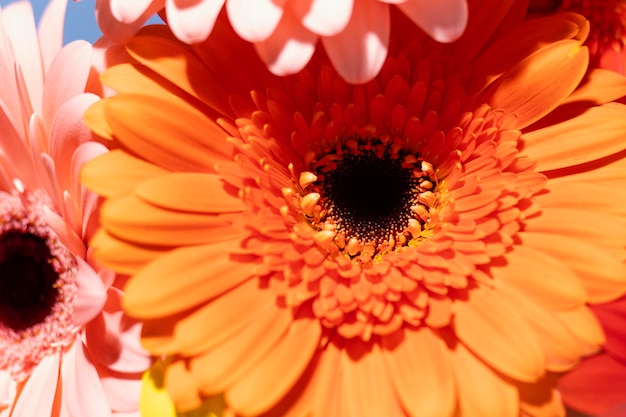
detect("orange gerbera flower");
top-left (82, 1), bottom-right (626, 416)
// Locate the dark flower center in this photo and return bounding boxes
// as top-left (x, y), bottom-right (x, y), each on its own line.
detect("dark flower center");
top-left (0, 231), bottom-right (60, 331)
top-left (322, 151), bottom-right (417, 244)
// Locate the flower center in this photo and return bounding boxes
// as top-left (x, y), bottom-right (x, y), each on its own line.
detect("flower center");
top-left (322, 150), bottom-right (414, 238)
top-left (0, 231), bottom-right (60, 332)
top-left (293, 137), bottom-right (441, 262)
top-left (0, 190), bottom-right (78, 379)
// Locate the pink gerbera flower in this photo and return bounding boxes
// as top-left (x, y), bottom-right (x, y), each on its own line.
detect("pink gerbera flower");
top-left (93, 0), bottom-right (468, 83)
top-left (0, 0), bottom-right (150, 416)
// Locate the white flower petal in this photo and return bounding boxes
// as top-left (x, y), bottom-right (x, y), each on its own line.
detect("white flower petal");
top-left (290, 0), bottom-right (353, 37)
top-left (322, 0), bottom-right (389, 84)
top-left (166, 0), bottom-right (225, 43)
top-left (227, 0), bottom-right (284, 42)
top-left (254, 11), bottom-right (317, 76)
top-left (110, 0), bottom-right (157, 22)
top-left (397, 0), bottom-right (468, 43)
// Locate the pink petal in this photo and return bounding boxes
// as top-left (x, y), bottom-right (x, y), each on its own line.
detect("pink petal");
top-left (321, 0), bottom-right (389, 84)
top-left (11, 353), bottom-right (61, 417)
top-left (85, 287), bottom-right (152, 374)
top-left (70, 142), bottom-right (108, 238)
top-left (60, 342), bottom-right (112, 417)
top-left (42, 41), bottom-right (93, 131)
top-left (88, 37), bottom-right (132, 98)
top-left (48, 93), bottom-right (100, 194)
top-left (37, 0), bottom-right (67, 72)
top-left (72, 256), bottom-right (107, 326)
top-left (110, 0), bottom-right (157, 22)
top-left (99, 369), bottom-right (143, 414)
top-left (0, 101), bottom-right (36, 187)
top-left (0, 371), bottom-right (14, 410)
top-left (165, 0), bottom-right (225, 43)
top-left (0, 13), bottom-right (22, 123)
top-left (43, 205), bottom-right (86, 258)
top-left (254, 10), bottom-right (317, 76)
top-left (397, 0), bottom-right (468, 43)
top-left (227, 0), bottom-right (283, 42)
top-left (290, 0), bottom-right (353, 37)
top-left (2, 1), bottom-right (44, 114)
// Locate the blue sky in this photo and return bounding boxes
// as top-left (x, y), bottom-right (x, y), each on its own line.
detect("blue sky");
top-left (0, 0), bottom-right (162, 44)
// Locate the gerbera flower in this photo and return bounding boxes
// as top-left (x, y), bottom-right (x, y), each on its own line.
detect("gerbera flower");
top-left (93, 0), bottom-right (468, 83)
top-left (82, 0), bottom-right (626, 415)
top-left (557, 296), bottom-right (626, 416)
top-left (528, 0), bottom-right (626, 76)
top-left (0, 0), bottom-right (150, 415)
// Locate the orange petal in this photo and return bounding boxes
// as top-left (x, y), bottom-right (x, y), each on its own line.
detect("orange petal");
top-left (170, 279), bottom-right (275, 357)
top-left (519, 231), bottom-right (626, 303)
top-left (134, 172), bottom-right (246, 214)
top-left (339, 339), bottom-right (398, 417)
top-left (491, 245), bottom-right (587, 310)
top-left (525, 208), bottom-right (626, 250)
top-left (101, 63), bottom-right (186, 98)
top-left (125, 33), bottom-right (233, 116)
top-left (101, 194), bottom-right (242, 247)
top-left (81, 149), bottom-right (166, 198)
top-left (189, 298), bottom-right (291, 393)
top-left (494, 280), bottom-right (582, 372)
top-left (521, 104), bottom-right (626, 172)
top-left (454, 285), bottom-right (545, 382)
top-left (537, 183), bottom-right (626, 217)
top-left (479, 40), bottom-right (588, 129)
top-left (123, 241), bottom-right (254, 318)
top-left (469, 13), bottom-right (588, 95)
top-left (564, 68), bottom-right (626, 106)
top-left (449, 342), bottom-right (518, 417)
top-left (164, 359), bottom-right (203, 411)
top-left (554, 306), bottom-right (605, 356)
top-left (84, 98), bottom-right (114, 140)
top-left (517, 374), bottom-right (565, 417)
top-left (104, 93), bottom-right (233, 172)
top-left (382, 327), bottom-right (455, 417)
top-left (90, 229), bottom-right (172, 275)
top-left (226, 315), bottom-right (322, 416)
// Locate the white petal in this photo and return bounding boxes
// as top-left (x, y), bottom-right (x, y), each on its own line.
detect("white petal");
top-left (110, 0), bottom-right (157, 22)
top-left (397, 0), bottom-right (468, 43)
top-left (166, 0), bottom-right (225, 43)
top-left (227, 0), bottom-right (284, 42)
top-left (322, 0), bottom-right (389, 84)
top-left (290, 0), bottom-right (353, 37)
top-left (254, 11), bottom-right (317, 76)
